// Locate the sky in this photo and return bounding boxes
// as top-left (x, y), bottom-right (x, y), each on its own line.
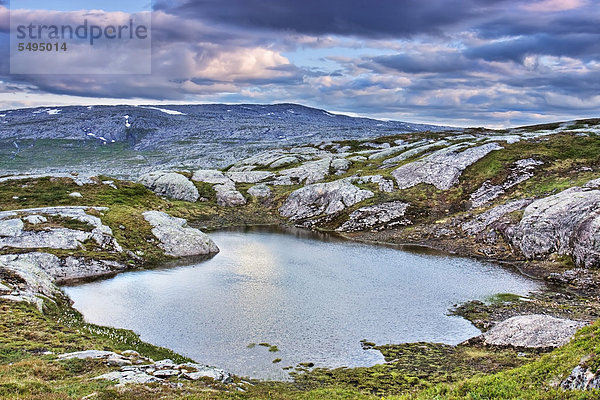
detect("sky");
top-left (0, 0), bottom-right (599, 127)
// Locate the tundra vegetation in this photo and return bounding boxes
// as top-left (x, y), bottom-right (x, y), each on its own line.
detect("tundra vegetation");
top-left (2, 118), bottom-right (600, 398)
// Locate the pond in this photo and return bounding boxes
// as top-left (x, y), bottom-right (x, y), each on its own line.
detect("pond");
top-left (63, 227), bottom-right (541, 380)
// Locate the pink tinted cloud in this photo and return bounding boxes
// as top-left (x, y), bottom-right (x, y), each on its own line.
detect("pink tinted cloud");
top-left (522, 0), bottom-right (587, 12)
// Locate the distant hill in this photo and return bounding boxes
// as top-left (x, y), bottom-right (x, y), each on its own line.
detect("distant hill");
top-left (0, 103), bottom-right (449, 177)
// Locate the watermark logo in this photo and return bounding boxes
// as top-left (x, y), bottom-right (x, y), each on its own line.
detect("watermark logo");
top-left (9, 1), bottom-right (152, 75)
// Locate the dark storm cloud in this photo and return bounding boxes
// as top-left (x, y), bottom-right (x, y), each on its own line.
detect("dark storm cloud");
top-left (155, 0), bottom-right (508, 38)
top-left (476, 7), bottom-right (600, 38)
top-left (501, 70), bottom-right (600, 98)
top-left (369, 53), bottom-right (470, 73)
top-left (466, 34), bottom-right (600, 62)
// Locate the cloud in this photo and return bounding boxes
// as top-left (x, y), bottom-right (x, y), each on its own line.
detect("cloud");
top-left (155, 0), bottom-right (506, 38)
top-left (522, 0), bottom-right (587, 12)
top-left (465, 34), bottom-right (600, 63)
top-left (369, 52), bottom-right (470, 74)
top-left (1, 1), bottom-right (599, 128)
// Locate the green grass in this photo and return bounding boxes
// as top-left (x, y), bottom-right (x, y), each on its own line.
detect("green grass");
top-left (398, 321), bottom-right (600, 400)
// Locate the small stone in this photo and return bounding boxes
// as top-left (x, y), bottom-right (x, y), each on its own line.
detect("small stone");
top-left (23, 215), bottom-right (47, 224)
top-left (68, 192), bottom-right (83, 198)
top-left (102, 180), bottom-right (117, 189)
top-left (153, 369), bottom-right (179, 378)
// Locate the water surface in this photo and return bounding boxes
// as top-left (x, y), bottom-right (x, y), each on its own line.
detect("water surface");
top-left (64, 228), bottom-right (541, 380)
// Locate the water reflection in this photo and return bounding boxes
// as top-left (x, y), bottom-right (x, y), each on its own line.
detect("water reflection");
top-left (64, 227), bottom-right (541, 380)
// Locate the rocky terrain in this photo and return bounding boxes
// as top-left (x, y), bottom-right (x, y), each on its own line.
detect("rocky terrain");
top-left (1, 115), bottom-right (600, 399)
top-left (0, 103), bottom-right (445, 178)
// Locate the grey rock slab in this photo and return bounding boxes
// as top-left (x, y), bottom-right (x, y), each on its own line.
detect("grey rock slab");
top-left (0, 282), bottom-right (12, 293)
top-left (1, 250), bottom-right (124, 289)
top-left (230, 150), bottom-right (305, 170)
top-left (277, 158), bottom-right (332, 185)
top-left (0, 228), bottom-right (111, 252)
top-left (94, 370), bottom-right (162, 385)
top-left (107, 355), bottom-right (133, 367)
top-left (0, 253), bottom-right (63, 303)
top-left (331, 158), bottom-right (351, 174)
top-left (482, 315), bottom-right (587, 348)
top-left (0, 173), bottom-right (95, 186)
top-left (179, 363), bottom-right (233, 383)
top-left (0, 219), bottom-right (24, 237)
top-left (102, 180), bottom-right (117, 189)
top-left (470, 159), bottom-right (542, 208)
top-left (484, 135), bottom-right (522, 144)
top-left (247, 184), bottom-right (271, 198)
top-left (153, 359), bottom-right (176, 369)
top-left (584, 178), bottom-right (600, 189)
top-left (139, 171), bottom-right (199, 202)
top-left (269, 156), bottom-right (300, 169)
top-left (337, 201), bottom-right (410, 232)
top-left (561, 365), bottom-right (600, 390)
top-left (358, 175), bottom-right (395, 193)
top-left (23, 215), bottom-right (47, 224)
top-left (382, 140), bottom-right (448, 165)
top-left (510, 187), bottom-right (600, 262)
top-left (59, 350), bottom-right (120, 360)
top-left (362, 142), bottom-right (390, 149)
top-left (192, 169), bottom-right (232, 184)
top-left (572, 210), bottom-right (600, 268)
top-left (143, 211), bottom-right (219, 256)
top-left (226, 171), bottom-right (274, 183)
top-left (214, 182), bottom-right (247, 206)
top-left (348, 156), bottom-right (367, 162)
top-left (392, 143), bottom-right (503, 190)
top-left (368, 143), bottom-right (414, 160)
top-left (462, 199), bottom-right (533, 235)
top-left (153, 369), bottom-right (179, 378)
top-left (51, 257), bottom-right (126, 284)
top-left (0, 206), bottom-right (112, 235)
top-left (279, 178), bottom-right (374, 220)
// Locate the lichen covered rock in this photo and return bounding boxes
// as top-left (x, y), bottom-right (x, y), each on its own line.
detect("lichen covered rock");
top-left (392, 143), bottom-right (502, 190)
top-left (214, 182), bottom-right (247, 207)
top-left (143, 211), bottom-right (219, 256)
top-left (337, 201), bottom-right (410, 232)
top-left (510, 187), bottom-right (600, 266)
top-left (139, 171), bottom-right (199, 202)
top-left (280, 178), bottom-right (374, 220)
top-left (482, 315), bottom-right (586, 349)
